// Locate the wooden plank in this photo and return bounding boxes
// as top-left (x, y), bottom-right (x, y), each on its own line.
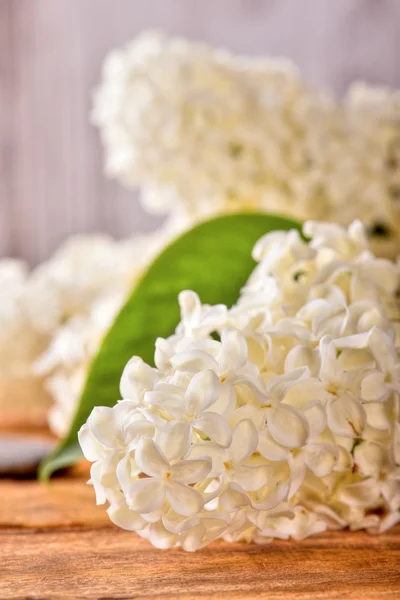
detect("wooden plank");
top-left (2, 527), bottom-right (400, 600)
top-left (0, 464), bottom-right (108, 529)
top-left (0, 464), bottom-right (399, 599)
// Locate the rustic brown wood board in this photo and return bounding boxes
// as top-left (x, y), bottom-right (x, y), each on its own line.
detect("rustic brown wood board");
top-left (1, 463), bottom-right (399, 600)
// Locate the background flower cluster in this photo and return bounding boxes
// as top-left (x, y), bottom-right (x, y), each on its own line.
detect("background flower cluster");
top-left (0, 231), bottom-right (168, 430)
top-left (92, 31), bottom-right (400, 257)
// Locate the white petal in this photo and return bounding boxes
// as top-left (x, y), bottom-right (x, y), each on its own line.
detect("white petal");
top-left (139, 407), bottom-right (167, 430)
top-left (334, 445), bottom-right (353, 472)
top-left (318, 335), bottom-right (339, 378)
top-left (127, 478), bottom-right (165, 513)
top-left (209, 381), bottom-right (236, 416)
top-left (203, 479), bottom-right (225, 505)
top-left (285, 345), bottom-right (320, 376)
top-left (113, 399), bottom-right (139, 424)
top-left (180, 522), bottom-right (221, 552)
top-left (145, 391), bottom-right (186, 419)
top-left (120, 356), bottom-right (157, 403)
top-left (154, 337), bottom-right (174, 371)
top-left (156, 421), bottom-right (191, 462)
top-left (284, 378), bottom-right (324, 411)
top-left (268, 404), bottom-right (309, 448)
top-left (78, 424), bottom-right (104, 461)
top-left (98, 453), bottom-right (121, 490)
top-left (361, 371), bottom-right (387, 402)
top-left (304, 402), bottom-right (327, 438)
top-left (89, 461), bottom-right (107, 505)
top-left (235, 378), bottom-right (268, 406)
top-left (326, 393), bottom-right (366, 437)
top-left (258, 431), bottom-right (290, 461)
top-left (125, 419), bottom-right (155, 449)
top-left (375, 512), bottom-right (400, 534)
top-left (247, 335), bottom-right (266, 369)
top-left (251, 480), bottom-right (290, 511)
top-left (170, 458), bottom-right (211, 484)
top-left (288, 454), bottom-right (306, 498)
top-left (87, 406), bottom-right (118, 449)
top-left (219, 329), bottom-right (248, 373)
top-left (394, 422), bottom-right (400, 464)
top-left (181, 515), bottom-right (227, 551)
top-left (380, 480), bottom-right (398, 505)
top-left (141, 509), bottom-right (163, 524)
top-left (337, 478), bottom-right (380, 507)
top-left (194, 412), bottom-right (232, 447)
top-left (219, 483), bottom-right (250, 512)
top-left (178, 290), bottom-right (201, 323)
top-left (116, 453), bottom-right (136, 494)
top-left (166, 481), bottom-right (204, 516)
top-left (180, 523), bottom-right (205, 552)
top-left (185, 369), bottom-right (220, 415)
top-left (333, 332), bottom-right (369, 350)
top-left (230, 419), bottom-right (259, 464)
top-left (107, 502), bottom-right (147, 531)
top-left (147, 520), bottom-right (178, 549)
top-left (365, 402), bottom-right (391, 430)
top-left (266, 368), bottom-right (309, 403)
top-left (170, 350), bottom-right (218, 372)
top-left (233, 464), bottom-right (272, 491)
top-left (229, 403), bottom-right (266, 431)
top-left (354, 441), bottom-right (387, 478)
top-left (162, 512), bottom-right (195, 534)
top-left (186, 442), bottom-right (225, 478)
top-left (135, 438), bottom-right (169, 477)
top-left (369, 327), bottom-right (396, 374)
top-left (304, 443), bottom-right (338, 477)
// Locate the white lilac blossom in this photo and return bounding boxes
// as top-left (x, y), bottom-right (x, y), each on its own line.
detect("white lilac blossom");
top-left (0, 227), bottom-right (175, 432)
top-left (34, 224), bottom-right (177, 436)
top-left (79, 220), bottom-right (400, 551)
top-left (26, 234), bottom-right (153, 335)
top-left (92, 31), bottom-right (400, 257)
top-left (0, 260), bottom-right (51, 426)
top-left (0, 236), bottom-right (136, 429)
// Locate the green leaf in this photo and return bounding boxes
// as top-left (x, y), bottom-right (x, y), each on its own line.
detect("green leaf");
top-left (39, 212), bottom-right (300, 480)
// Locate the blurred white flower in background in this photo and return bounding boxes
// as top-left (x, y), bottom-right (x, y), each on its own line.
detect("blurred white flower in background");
top-left (25, 235), bottom-right (141, 335)
top-left (33, 225), bottom-right (177, 436)
top-left (0, 260), bottom-right (51, 427)
top-left (0, 224), bottom-right (176, 434)
top-left (92, 30), bottom-right (400, 257)
top-left (80, 220), bottom-right (400, 550)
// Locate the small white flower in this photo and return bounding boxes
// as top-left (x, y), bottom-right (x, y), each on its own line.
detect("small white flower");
top-left (176, 291), bottom-right (227, 338)
top-left (79, 401), bottom-right (154, 458)
top-left (146, 369), bottom-right (232, 447)
top-left (122, 428), bottom-right (211, 517)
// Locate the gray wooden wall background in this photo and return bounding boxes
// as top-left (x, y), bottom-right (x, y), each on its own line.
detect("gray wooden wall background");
top-left (1, 0), bottom-right (400, 264)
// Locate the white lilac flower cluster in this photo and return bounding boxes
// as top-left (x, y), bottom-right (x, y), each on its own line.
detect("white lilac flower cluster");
top-left (79, 220), bottom-right (400, 551)
top-left (92, 30), bottom-right (400, 257)
top-left (0, 260), bottom-right (51, 426)
top-left (33, 229), bottom-right (172, 436)
top-left (0, 231), bottom-right (167, 432)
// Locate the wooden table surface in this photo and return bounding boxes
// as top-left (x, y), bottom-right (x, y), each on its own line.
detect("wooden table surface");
top-left (1, 463), bottom-right (400, 600)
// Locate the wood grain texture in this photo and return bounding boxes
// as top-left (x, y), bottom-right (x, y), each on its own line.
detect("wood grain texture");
top-left (2, 0), bottom-right (400, 264)
top-left (0, 464), bottom-right (399, 599)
